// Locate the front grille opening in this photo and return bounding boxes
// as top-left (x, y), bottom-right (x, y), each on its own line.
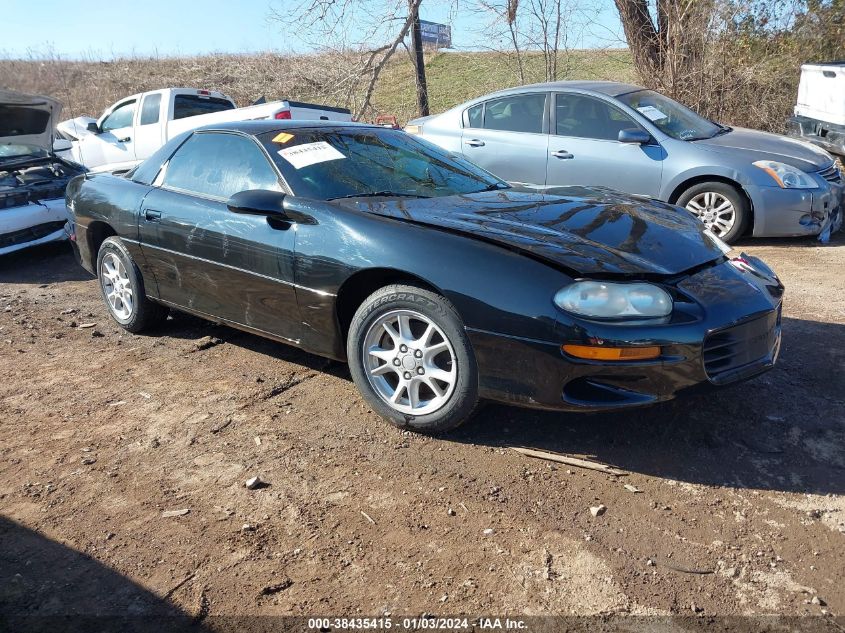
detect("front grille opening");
top-left (819, 164), bottom-right (843, 184)
top-left (703, 310), bottom-right (780, 383)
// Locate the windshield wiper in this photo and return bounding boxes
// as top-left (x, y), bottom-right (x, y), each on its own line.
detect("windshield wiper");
top-left (476, 182), bottom-right (511, 192)
top-left (327, 191), bottom-right (431, 200)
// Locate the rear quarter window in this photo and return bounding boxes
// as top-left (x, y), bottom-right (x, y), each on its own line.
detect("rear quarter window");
top-left (173, 95), bottom-right (235, 120)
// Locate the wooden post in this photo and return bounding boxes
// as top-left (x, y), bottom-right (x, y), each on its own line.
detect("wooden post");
top-left (409, 1), bottom-right (430, 117)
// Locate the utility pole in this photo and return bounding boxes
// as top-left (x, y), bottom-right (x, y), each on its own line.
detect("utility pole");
top-left (409, 0), bottom-right (430, 117)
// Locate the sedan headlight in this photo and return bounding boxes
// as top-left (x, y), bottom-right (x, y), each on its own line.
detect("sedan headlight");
top-left (554, 281), bottom-right (673, 319)
top-left (752, 160), bottom-right (817, 189)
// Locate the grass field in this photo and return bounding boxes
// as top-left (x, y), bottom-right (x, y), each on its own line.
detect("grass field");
top-left (0, 48), bottom-right (634, 124)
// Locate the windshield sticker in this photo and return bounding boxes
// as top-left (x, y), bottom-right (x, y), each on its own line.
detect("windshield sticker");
top-left (272, 132), bottom-right (295, 144)
top-left (637, 105), bottom-right (669, 122)
top-left (278, 142), bottom-right (346, 169)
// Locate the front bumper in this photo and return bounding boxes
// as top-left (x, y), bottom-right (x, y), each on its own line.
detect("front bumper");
top-left (746, 179), bottom-right (843, 239)
top-left (469, 260), bottom-right (783, 412)
top-left (0, 199), bottom-right (71, 256)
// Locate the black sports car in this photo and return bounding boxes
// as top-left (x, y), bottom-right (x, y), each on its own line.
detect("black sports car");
top-left (67, 121), bottom-right (784, 433)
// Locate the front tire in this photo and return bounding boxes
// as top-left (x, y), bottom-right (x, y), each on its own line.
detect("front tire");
top-left (677, 181), bottom-right (749, 244)
top-left (347, 284), bottom-right (479, 434)
top-left (97, 236), bottom-right (167, 333)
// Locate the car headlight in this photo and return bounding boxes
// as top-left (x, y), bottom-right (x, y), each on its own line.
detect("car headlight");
top-left (752, 160), bottom-right (817, 189)
top-left (554, 281), bottom-right (673, 319)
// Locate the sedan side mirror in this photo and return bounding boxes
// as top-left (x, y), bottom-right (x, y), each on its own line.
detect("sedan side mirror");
top-left (86, 121), bottom-right (101, 135)
top-left (227, 189), bottom-right (288, 218)
top-left (618, 128), bottom-right (651, 144)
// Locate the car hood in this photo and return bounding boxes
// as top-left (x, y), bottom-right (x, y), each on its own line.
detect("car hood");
top-left (693, 126), bottom-right (832, 171)
top-left (0, 89), bottom-right (62, 154)
top-left (341, 187), bottom-right (725, 276)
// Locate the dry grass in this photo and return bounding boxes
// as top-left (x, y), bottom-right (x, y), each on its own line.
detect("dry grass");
top-left (0, 49), bottom-right (634, 124)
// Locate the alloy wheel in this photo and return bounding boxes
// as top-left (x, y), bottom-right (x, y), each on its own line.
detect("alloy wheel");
top-left (100, 252), bottom-right (134, 320)
top-left (685, 191), bottom-right (736, 237)
top-left (362, 309), bottom-right (457, 415)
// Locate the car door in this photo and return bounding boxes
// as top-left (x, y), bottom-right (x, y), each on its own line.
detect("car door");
top-left (460, 92), bottom-right (549, 187)
top-left (78, 99), bottom-right (138, 170)
top-left (137, 131), bottom-right (301, 344)
top-left (546, 92), bottom-right (665, 197)
top-left (132, 92), bottom-right (163, 163)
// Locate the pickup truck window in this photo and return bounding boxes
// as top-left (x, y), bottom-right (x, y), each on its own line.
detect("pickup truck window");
top-left (173, 95), bottom-right (235, 120)
top-left (102, 100), bottom-right (136, 132)
top-left (162, 132), bottom-right (281, 200)
top-left (140, 94), bottom-right (161, 125)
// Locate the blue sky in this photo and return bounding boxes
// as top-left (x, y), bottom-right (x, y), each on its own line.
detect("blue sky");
top-left (2, 0), bottom-right (624, 59)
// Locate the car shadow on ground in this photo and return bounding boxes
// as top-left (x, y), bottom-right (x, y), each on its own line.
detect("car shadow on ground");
top-left (0, 242), bottom-right (91, 284)
top-left (0, 515), bottom-right (204, 632)
top-left (451, 315), bottom-right (845, 497)
top-left (165, 310), bottom-right (845, 498)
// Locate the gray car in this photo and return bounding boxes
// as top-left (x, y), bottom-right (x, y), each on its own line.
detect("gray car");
top-left (408, 81), bottom-right (844, 243)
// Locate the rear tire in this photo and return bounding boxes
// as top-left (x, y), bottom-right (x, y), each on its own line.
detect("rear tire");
top-left (347, 284), bottom-right (479, 434)
top-left (96, 236), bottom-right (167, 333)
top-left (677, 181), bottom-right (749, 244)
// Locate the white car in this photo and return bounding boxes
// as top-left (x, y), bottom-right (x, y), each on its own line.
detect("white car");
top-left (1, 90), bottom-right (84, 256)
top-left (57, 88), bottom-right (353, 174)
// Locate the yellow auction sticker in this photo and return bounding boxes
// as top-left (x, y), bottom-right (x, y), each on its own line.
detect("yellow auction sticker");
top-left (272, 132), bottom-right (295, 144)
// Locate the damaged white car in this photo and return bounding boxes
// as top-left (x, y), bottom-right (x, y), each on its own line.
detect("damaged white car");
top-left (1, 90), bottom-right (84, 256)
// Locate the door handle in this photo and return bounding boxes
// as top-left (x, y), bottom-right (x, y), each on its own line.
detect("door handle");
top-left (117, 136), bottom-right (131, 143)
top-left (551, 150), bottom-right (574, 159)
top-left (464, 139), bottom-right (485, 147)
top-left (143, 209), bottom-right (162, 222)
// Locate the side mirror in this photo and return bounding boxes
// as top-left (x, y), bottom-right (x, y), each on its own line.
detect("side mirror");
top-left (227, 189), bottom-right (288, 218)
top-left (618, 128), bottom-right (651, 144)
top-left (86, 121), bottom-right (101, 135)
top-left (53, 138), bottom-right (73, 152)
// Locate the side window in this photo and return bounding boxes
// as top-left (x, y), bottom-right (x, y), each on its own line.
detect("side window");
top-left (162, 133), bottom-right (280, 199)
top-left (101, 101), bottom-right (136, 132)
top-left (555, 93), bottom-right (640, 141)
top-left (173, 95), bottom-right (236, 120)
top-left (139, 94), bottom-right (162, 126)
top-left (482, 94), bottom-right (546, 134)
top-left (464, 103), bottom-right (483, 128)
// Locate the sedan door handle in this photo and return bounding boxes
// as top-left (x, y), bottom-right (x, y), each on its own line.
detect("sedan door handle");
top-left (551, 150), bottom-right (574, 159)
top-left (117, 136), bottom-right (131, 143)
top-left (143, 209), bottom-right (162, 222)
top-left (464, 139), bottom-right (485, 147)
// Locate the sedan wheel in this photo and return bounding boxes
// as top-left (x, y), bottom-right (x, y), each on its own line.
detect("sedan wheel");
top-left (100, 252), bottom-right (135, 321)
top-left (363, 309), bottom-right (457, 416)
top-left (685, 191), bottom-right (736, 237)
top-left (676, 181), bottom-right (749, 244)
top-left (96, 236), bottom-right (168, 332)
top-left (347, 284), bottom-right (479, 433)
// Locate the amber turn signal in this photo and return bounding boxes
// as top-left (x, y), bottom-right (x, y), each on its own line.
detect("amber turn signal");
top-left (562, 344), bottom-right (661, 361)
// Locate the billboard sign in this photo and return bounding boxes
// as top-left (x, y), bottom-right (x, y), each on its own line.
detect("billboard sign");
top-left (419, 20), bottom-right (452, 49)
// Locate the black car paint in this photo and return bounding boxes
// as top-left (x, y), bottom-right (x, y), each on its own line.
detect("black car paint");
top-left (66, 121), bottom-right (783, 412)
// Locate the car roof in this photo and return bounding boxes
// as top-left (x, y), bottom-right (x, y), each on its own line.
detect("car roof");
top-left (194, 119), bottom-right (379, 135)
top-left (461, 80), bottom-right (647, 105)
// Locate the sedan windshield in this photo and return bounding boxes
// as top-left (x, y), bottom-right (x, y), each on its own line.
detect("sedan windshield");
top-left (617, 90), bottom-right (722, 141)
top-left (260, 127), bottom-right (508, 200)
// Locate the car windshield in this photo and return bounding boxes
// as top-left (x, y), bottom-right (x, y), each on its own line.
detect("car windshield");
top-left (0, 143), bottom-right (47, 162)
top-left (617, 90), bottom-right (723, 141)
top-left (259, 127), bottom-right (508, 200)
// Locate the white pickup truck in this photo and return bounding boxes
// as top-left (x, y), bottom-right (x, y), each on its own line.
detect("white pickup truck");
top-left (57, 87), bottom-right (352, 173)
top-left (786, 62), bottom-right (845, 158)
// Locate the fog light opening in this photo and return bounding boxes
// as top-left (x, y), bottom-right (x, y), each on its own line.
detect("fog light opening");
top-left (562, 344), bottom-right (661, 361)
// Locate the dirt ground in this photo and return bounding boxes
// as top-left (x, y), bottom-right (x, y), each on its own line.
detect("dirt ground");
top-left (1, 233), bottom-right (844, 626)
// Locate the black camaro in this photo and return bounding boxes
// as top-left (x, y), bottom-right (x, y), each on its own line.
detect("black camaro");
top-left (67, 121), bottom-right (783, 433)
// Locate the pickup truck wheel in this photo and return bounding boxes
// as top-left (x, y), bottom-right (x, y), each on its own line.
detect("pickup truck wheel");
top-left (347, 284), bottom-right (479, 434)
top-left (96, 237), bottom-right (167, 333)
top-left (677, 181), bottom-right (749, 244)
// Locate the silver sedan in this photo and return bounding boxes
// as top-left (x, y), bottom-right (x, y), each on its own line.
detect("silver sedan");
top-left (407, 81), bottom-right (843, 243)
